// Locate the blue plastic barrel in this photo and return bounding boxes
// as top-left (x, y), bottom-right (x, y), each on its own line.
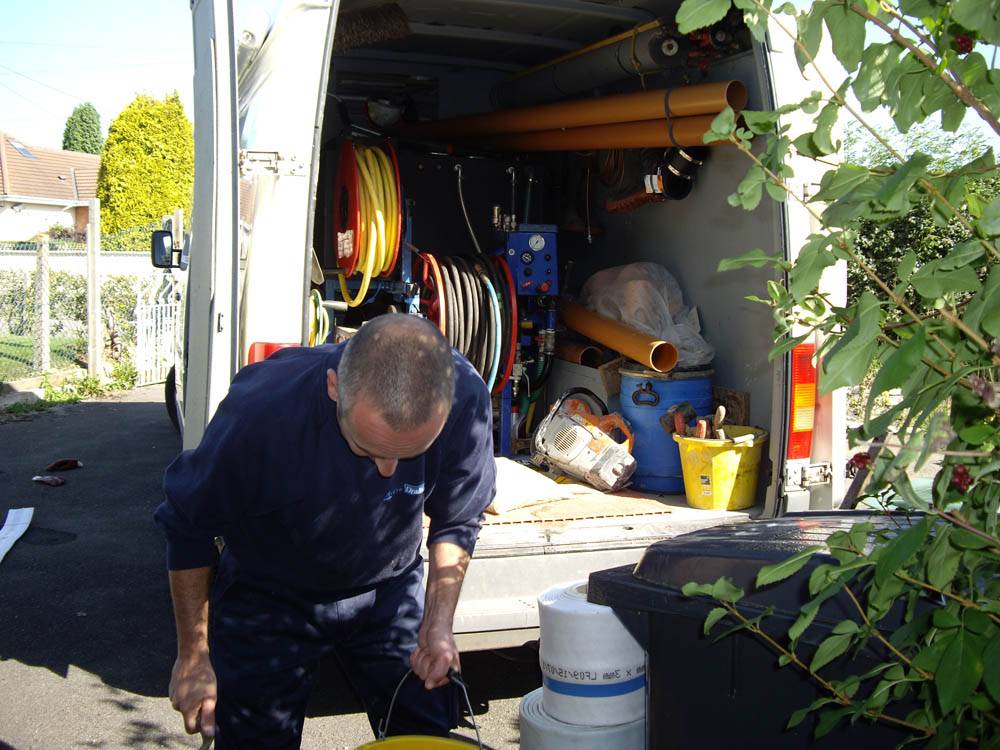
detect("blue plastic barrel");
top-left (620, 366), bottom-right (714, 493)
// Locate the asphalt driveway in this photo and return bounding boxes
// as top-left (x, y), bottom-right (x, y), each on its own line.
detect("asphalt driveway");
top-left (0, 386), bottom-right (539, 749)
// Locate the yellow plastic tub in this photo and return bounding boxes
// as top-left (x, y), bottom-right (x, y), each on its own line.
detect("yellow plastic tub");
top-left (672, 426), bottom-right (768, 511)
top-left (356, 737), bottom-right (475, 749)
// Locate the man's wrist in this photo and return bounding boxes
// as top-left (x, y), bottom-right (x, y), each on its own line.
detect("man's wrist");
top-left (177, 639), bottom-right (210, 661)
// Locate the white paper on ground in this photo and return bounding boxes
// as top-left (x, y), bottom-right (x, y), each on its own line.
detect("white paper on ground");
top-left (0, 507), bottom-right (34, 565)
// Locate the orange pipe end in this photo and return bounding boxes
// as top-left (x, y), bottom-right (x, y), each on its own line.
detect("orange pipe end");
top-left (560, 302), bottom-right (678, 373)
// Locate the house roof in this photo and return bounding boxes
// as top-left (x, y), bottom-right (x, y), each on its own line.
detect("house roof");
top-left (0, 132), bottom-right (100, 203)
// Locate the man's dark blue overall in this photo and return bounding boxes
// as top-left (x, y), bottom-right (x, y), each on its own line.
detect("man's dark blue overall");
top-left (154, 344), bottom-right (496, 748)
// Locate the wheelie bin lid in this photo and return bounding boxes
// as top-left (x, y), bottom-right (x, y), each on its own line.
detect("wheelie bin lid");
top-left (587, 512), bottom-right (914, 630)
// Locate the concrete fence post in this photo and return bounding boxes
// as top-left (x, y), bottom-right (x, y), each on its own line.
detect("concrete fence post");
top-left (33, 234), bottom-right (51, 373)
top-left (86, 198), bottom-right (102, 378)
top-left (173, 207), bottom-right (184, 248)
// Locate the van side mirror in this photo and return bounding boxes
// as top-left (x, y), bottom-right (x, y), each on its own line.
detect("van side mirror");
top-left (151, 230), bottom-right (178, 269)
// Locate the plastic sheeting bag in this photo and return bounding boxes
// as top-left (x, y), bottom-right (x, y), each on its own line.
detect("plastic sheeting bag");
top-left (580, 262), bottom-right (715, 367)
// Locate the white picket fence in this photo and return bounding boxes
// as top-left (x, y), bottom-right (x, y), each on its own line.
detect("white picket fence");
top-left (134, 299), bottom-right (178, 386)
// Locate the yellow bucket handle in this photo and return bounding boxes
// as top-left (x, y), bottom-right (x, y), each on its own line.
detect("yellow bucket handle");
top-left (378, 669), bottom-right (482, 748)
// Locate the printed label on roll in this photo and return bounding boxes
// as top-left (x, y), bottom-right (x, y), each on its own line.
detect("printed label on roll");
top-left (540, 659), bottom-right (646, 686)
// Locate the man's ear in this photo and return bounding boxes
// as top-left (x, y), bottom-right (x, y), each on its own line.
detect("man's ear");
top-left (326, 368), bottom-right (339, 402)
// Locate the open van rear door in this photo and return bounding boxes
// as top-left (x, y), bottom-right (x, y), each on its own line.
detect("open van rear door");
top-left (184, 0), bottom-right (240, 449)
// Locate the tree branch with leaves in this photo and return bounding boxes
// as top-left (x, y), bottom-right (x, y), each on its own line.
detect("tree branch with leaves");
top-left (675, 0), bottom-right (999, 744)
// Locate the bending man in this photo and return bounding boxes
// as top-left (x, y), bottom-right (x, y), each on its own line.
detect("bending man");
top-left (155, 314), bottom-right (496, 748)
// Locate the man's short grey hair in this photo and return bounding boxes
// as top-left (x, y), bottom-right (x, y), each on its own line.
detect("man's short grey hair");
top-left (337, 315), bottom-right (455, 430)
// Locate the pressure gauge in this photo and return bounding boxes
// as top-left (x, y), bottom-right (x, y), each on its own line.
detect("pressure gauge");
top-left (520, 251), bottom-right (534, 264)
top-left (529, 234), bottom-right (546, 251)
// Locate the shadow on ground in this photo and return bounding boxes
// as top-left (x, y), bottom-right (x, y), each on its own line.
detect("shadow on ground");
top-left (0, 392), bottom-right (541, 738)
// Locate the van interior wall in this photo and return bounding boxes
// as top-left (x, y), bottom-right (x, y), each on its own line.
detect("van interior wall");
top-left (316, 14), bottom-right (777, 458)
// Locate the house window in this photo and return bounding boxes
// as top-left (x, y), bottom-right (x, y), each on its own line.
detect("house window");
top-left (8, 138), bottom-right (36, 159)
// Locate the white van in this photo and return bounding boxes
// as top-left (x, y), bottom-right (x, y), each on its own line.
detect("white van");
top-left (155, 0), bottom-right (847, 650)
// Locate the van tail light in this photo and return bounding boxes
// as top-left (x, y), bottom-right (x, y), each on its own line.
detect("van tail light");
top-left (248, 342), bottom-right (299, 364)
top-left (787, 342), bottom-right (817, 460)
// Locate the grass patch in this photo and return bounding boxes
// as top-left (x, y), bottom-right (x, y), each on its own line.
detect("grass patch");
top-left (2, 374), bottom-right (107, 417)
top-left (0, 334), bottom-right (86, 382)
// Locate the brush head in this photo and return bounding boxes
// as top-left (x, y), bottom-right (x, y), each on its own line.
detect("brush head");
top-left (333, 3), bottom-right (410, 54)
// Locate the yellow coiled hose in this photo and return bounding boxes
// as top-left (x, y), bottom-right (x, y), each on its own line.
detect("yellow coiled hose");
top-left (338, 144), bottom-right (399, 307)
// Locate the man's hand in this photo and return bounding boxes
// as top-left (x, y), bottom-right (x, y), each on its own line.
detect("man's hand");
top-left (411, 622), bottom-right (461, 690)
top-left (169, 651), bottom-right (218, 739)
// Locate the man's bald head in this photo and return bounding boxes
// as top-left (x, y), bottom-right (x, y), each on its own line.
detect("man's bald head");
top-left (336, 315), bottom-right (455, 431)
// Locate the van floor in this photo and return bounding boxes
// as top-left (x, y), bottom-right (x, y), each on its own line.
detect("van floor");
top-left (423, 474), bottom-right (752, 529)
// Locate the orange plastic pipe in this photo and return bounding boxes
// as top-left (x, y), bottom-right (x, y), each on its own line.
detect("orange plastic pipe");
top-left (404, 82), bottom-right (747, 139)
top-left (560, 302), bottom-right (678, 373)
top-left (466, 115), bottom-right (727, 152)
top-left (554, 340), bottom-right (604, 368)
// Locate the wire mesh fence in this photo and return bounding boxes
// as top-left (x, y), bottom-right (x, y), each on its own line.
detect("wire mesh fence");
top-left (0, 219), bottom-right (181, 387)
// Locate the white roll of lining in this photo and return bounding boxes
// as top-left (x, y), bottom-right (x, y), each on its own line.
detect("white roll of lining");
top-left (519, 687), bottom-right (645, 750)
top-left (538, 579), bottom-right (646, 727)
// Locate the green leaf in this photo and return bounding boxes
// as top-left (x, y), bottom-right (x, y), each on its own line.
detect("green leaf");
top-left (932, 607), bottom-right (961, 629)
top-left (788, 606), bottom-right (819, 644)
top-left (940, 239), bottom-right (985, 270)
top-left (874, 153), bottom-right (932, 212)
top-left (823, 2), bottom-right (866, 71)
top-left (789, 235), bottom-right (837, 301)
top-left (983, 637), bottom-right (1000, 703)
top-left (864, 328), bottom-right (926, 423)
top-left (756, 546), bottom-right (823, 588)
top-left (941, 97), bottom-right (966, 132)
top-left (681, 582), bottom-right (715, 597)
top-left (769, 332), bottom-right (812, 362)
top-left (979, 196), bottom-right (1000, 236)
top-left (949, 528), bottom-right (994, 550)
top-left (925, 527), bottom-right (962, 591)
top-left (741, 109), bottom-right (779, 135)
top-left (930, 173), bottom-right (967, 227)
top-left (812, 165), bottom-right (869, 202)
top-left (704, 106), bottom-right (736, 144)
top-left (911, 263), bottom-right (982, 299)
top-left (814, 707), bottom-right (852, 738)
top-left (718, 248), bottom-right (783, 271)
top-left (875, 517), bottom-right (930, 586)
top-left (831, 619), bottom-right (859, 635)
top-left (795, 7), bottom-right (824, 73)
top-left (703, 606), bottom-right (728, 635)
top-left (787, 696), bottom-right (838, 729)
top-left (819, 291), bottom-right (882, 393)
top-left (675, 0), bottom-right (732, 33)
top-left (936, 629), bottom-right (984, 713)
top-left (813, 100), bottom-right (840, 155)
top-left (952, 0), bottom-right (1000, 45)
top-left (810, 632), bottom-right (853, 672)
top-left (972, 266), bottom-right (1000, 337)
top-left (792, 132), bottom-right (825, 159)
top-left (711, 576), bottom-right (744, 603)
top-left (852, 43), bottom-right (896, 111)
top-left (765, 181), bottom-right (787, 202)
top-left (730, 165), bottom-right (766, 211)
top-left (959, 423), bottom-right (996, 444)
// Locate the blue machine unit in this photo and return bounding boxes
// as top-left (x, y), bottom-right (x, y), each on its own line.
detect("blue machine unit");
top-left (501, 224), bottom-right (559, 297)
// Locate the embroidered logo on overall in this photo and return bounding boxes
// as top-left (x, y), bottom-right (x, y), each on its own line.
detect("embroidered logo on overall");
top-left (382, 482), bottom-right (425, 503)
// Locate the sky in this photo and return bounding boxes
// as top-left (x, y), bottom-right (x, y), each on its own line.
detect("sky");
top-left (2, 1), bottom-right (998, 156)
top-left (0, 1), bottom-right (199, 149)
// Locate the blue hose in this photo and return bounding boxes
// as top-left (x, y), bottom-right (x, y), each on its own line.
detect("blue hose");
top-left (482, 274), bottom-right (502, 392)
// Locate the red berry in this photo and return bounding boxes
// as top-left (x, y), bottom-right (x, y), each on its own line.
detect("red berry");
top-left (849, 452), bottom-right (872, 470)
top-left (954, 34), bottom-right (974, 55)
top-left (950, 466), bottom-right (972, 492)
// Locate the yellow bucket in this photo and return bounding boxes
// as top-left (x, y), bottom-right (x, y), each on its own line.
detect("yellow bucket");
top-left (356, 737), bottom-right (475, 749)
top-left (673, 426), bottom-right (768, 511)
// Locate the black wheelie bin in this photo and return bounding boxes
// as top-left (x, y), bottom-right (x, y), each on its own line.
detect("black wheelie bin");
top-left (587, 513), bottom-right (917, 750)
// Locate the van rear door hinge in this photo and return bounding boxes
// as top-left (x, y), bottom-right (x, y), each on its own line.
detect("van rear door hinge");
top-left (785, 462), bottom-right (832, 489)
top-left (239, 150), bottom-right (305, 177)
